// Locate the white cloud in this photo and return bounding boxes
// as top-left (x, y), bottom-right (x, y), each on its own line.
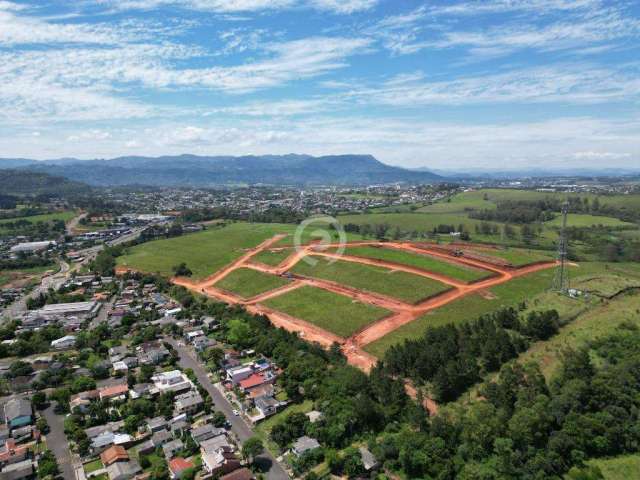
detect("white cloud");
top-left (97, 0), bottom-right (376, 14)
top-left (340, 64), bottom-right (640, 106)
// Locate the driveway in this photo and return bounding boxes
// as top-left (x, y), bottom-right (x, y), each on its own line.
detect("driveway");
top-left (165, 338), bottom-right (289, 480)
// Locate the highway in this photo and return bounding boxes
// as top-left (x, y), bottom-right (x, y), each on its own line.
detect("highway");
top-left (165, 338), bottom-right (289, 480)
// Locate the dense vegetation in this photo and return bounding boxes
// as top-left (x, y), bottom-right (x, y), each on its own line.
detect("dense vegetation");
top-left (383, 307), bottom-right (560, 401)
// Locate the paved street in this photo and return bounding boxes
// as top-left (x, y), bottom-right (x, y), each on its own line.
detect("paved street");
top-left (166, 338), bottom-right (289, 480)
top-left (42, 404), bottom-right (77, 480)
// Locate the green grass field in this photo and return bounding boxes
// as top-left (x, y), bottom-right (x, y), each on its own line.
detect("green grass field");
top-left (215, 268), bottom-right (290, 299)
top-left (117, 222), bottom-right (304, 280)
top-left (336, 212), bottom-right (501, 235)
top-left (366, 261), bottom-right (640, 359)
top-left (586, 454), bottom-right (640, 480)
top-left (545, 213), bottom-right (636, 228)
top-left (518, 292), bottom-right (640, 379)
top-left (466, 247), bottom-right (554, 266)
top-left (364, 267), bottom-right (558, 357)
top-left (292, 256), bottom-right (451, 304)
top-left (254, 400), bottom-right (313, 454)
top-left (341, 245), bottom-right (493, 283)
top-left (252, 248), bottom-right (293, 267)
top-left (263, 285), bottom-right (390, 338)
top-left (0, 210), bottom-right (76, 232)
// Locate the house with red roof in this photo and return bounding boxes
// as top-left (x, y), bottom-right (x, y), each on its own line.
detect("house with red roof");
top-left (237, 371), bottom-right (276, 394)
top-left (99, 383), bottom-right (129, 401)
top-left (168, 457), bottom-right (194, 480)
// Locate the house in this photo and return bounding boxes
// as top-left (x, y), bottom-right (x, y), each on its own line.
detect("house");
top-left (146, 417), bottom-right (168, 434)
top-left (200, 435), bottom-right (233, 454)
top-left (50, 335), bottom-right (76, 350)
top-left (168, 457), bottom-right (194, 480)
top-left (136, 440), bottom-right (155, 457)
top-left (226, 366), bottom-right (253, 385)
top-left (192, 336), bottom-right (214, 352)
top-left (292, 436), bottom-right (321, 456)
top-left (136, 342), bottom-right (170, 365)
top-left (238, 371), bottom-right (276, 394)
top-left (151, 430), bottom-right (172, 447)
top-left (254, 396), bottom-right (279, 418)
top-left (90, 432), bottom-right (132, 454)
top-left (151, 370), bottom-right (193, 394)
top-left (170, 419), bottom-right (189, 438)
top-left (162, 439), bottom-right (184, 459)
top-left (105, 459), bottom-right (142, 480)
top-left (0, 439), bottom-right (28, 466)
top-left (359, 446), bottom-right (379, 472)
top-left (220, 467), bottom-right (254, 480)
top-left (69, 390), bottom-right (99, 413)
top-left (0, 458), bottom-right (34, 480)
top-left (305, 411), bottom-right (323, 424)
top-left (130, 383), bottom-right (157, 399)
top-left (201, 450), bottom-right (242, 476)
top-left (108, 346), bottom-right (129, 363)
top-left (100, 445), bottom-right (129, 467)
top-left (3, 399), bottom-right (31, 430)
top-left (99, 383), bottom-right (129, 402)
top-left (9, 426), bottom-right (34, 444)
top-left (184, 330), bottom-right (205, 343)
top-left (191, 424), bottom-right (225, 445)
top-left (174, 391), bottom-right (203, 415)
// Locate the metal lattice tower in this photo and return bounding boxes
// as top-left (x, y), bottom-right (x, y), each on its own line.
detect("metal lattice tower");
top-left (553, 200), bottom-right (570, 293)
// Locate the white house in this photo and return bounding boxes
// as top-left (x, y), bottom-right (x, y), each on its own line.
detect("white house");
top-left (50, 335), bottom-right (77, 350)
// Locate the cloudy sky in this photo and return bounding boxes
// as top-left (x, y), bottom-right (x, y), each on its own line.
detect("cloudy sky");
top-left (1, 0), bottom-right (639, 170)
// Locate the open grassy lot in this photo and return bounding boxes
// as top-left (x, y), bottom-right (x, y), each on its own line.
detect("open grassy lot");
top-left (366, 261), bottom-right (640, 359)
top-left (545, 213), bottom-right (636, 228)
top-left (418, 194), bottom-right (496, 214)
top-left (252, 248), bottom-right (293, 267)
top-left (342, 245), bottom-right (493, 283)
top-left (83, 459), bottom-right (103, 474)
top-left (0, 264), bottom-right (56, 288)
top-left (254, 400), bottom-right (313, 454)
top-left (292, 256), bottom-right (451, 304)
top-left (117, 222), bottom-right (302, 280)
top-left (336, 212), bottom-right (500, 235)
top-left (466, 247), bottom-right (554, 266)
top-left (215, 268), bottom-right (290, 299)
top-left (364, 267), bottom-right (558, 357)
top-left (263, 285), bottom-right (390, 338)
top-left (519, 291), bottom-right (640, 379)
top-left (586, 454), bottom-right (640, 480)
top-left (0, 210), bottom-right (76, 232)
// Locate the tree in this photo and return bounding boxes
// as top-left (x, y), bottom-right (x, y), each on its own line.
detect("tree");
top-left (242, 437), bottom-right (265, 464)
top-left (212, 411), bottom-right (227, 428)
top-left (37, 450), bottom-right (59, 479)
top-left (172, 262), bottom-right (192, 277)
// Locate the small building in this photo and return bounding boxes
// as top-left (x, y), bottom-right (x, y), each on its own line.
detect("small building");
top-left (162, 439), bottom-right (184, 459)
top-left (359, 446), bottom-right (380, 471)
top-left (106, 459), bottom-right (142, 480)
top-left (151, 430), bottom-right (172, 448)
top-left (50, 335), bottom-right (77, 350)
top-left (174, 391), bottom-right (203, 415)
top-left (100, 445), bottom-right (129, 467)
top-left (305, 411), bottom-right (323, 424)
top-left (255, 396), bottom-right (279, 417)
top-left (147, 417), bottom-right (168, 434)
top-left (191, 424), bottom-right (225, 446)
top-left (168, 457), bottom-right (194, 480)
top-left (292, 436), bottom-right (320, 457)
top-left (151, 370), bottom-right (193, 394)
top-left (3, 399), bottom-right (32, 430)
top-left (10, 241), bottom-right (56, 254)
top-left (226, 366), bottom-right (253, 385)
top-left (98, 383), bottom-right (129, 402)
top-left (0, 458), bottom-right (34, 480)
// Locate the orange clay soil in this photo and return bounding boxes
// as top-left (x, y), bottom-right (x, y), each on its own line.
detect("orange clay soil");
top-left (127, 236), bottom-right (557, 415)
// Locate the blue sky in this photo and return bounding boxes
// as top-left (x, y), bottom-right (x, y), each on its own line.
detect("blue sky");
top-left (1, 0), bottom-right (639, 170)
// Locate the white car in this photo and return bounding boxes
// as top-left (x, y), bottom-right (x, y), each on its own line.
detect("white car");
top-left (232, 409), bottom-right (240, 416)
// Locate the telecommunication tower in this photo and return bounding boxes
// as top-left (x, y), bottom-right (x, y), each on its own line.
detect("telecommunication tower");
top-left (553, 200), bottom-right (570, 293)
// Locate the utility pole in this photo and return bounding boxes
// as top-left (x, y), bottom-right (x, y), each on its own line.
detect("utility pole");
top-left (553, 200), bottom-right (570, 293)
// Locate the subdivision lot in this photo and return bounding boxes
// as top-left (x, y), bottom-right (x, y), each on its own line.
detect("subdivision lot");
top-left (463, 247), bottom-right (554, 267)
top-left (364, 267), bottom-right (557, 357)
top-left (262, 285), bottom-right (391, 338)
top-left (252, 248), bottom-right (292, 267)
top-left (341, 245), bottom-right (493, 283)
top-left (545, 213), bottom-right (636, 228)
top-left (214, 268), bottom-right (290, 299)
top-left (291, 256), bottom-right (451, 304)
top-left (117, 222), bottom-right (302, 280)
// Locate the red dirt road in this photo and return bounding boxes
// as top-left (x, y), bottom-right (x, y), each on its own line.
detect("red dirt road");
top-left (168, 237), bottom-right (556, 376)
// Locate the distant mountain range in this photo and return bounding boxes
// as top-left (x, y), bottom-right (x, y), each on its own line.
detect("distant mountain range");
top-left (0, 154), bottom-right (442, 187)
top-left (0, 169), bottom-right (91, 196)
